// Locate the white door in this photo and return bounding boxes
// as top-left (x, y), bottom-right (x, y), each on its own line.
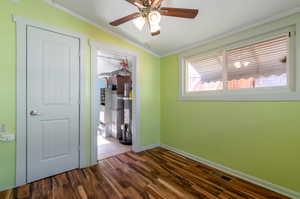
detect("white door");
top-left (27, 26), bottom-right (80, 182)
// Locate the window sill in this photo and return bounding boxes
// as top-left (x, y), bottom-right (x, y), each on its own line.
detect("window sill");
top-left (178, 87), bottom-right (300, 101)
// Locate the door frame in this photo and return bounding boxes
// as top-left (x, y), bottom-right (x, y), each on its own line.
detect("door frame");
top-left (14, 16), bottom-right (87, 186)
top-left (90, 40), bottom-right (141, 165)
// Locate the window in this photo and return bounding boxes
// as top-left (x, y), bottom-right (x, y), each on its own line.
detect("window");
top-left (187, 53), bottom-right (224, 92)
top-left (180, 27), bottom-right (298, 101)
top-left (226, 36), bottom-right (288, 90)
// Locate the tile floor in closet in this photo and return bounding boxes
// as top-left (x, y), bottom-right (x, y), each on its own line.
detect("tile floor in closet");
top-left (97, 133), bottom-right (131, 160)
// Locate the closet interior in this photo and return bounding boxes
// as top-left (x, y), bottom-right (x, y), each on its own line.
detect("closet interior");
top-left (97, 51), bottom-right (133, 160)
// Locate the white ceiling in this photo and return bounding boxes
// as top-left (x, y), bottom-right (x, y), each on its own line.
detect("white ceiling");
top-left (52, 0), bottom-right (300, 56)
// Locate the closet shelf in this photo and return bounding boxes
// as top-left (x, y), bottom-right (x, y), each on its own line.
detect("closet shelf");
top-left (118, 97), bottom-right (133, 101)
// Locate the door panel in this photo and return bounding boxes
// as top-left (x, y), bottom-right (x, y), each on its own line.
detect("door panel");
top-left (27, 26), bottom-right (80, 182)
top-left (41, 119), bottom-right (71, 160)
top-left (42, 42), bottom-right (72, 105)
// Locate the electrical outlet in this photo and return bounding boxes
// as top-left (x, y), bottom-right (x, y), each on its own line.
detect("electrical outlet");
top-left (0, 134), bottom-right (15, 142)
top-left (0, 124), bottom-right (6, 133)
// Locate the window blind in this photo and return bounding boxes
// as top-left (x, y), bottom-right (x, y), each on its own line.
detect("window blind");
top-left (226, 35), bottom-right (289, 81)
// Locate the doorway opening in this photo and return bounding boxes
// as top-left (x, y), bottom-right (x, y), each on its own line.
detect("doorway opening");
top-left (96, 51), bottom-right (133, 160)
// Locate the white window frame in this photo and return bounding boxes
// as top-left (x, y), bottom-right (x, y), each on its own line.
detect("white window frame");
top-left (179, 26), bottom-right (299, 101)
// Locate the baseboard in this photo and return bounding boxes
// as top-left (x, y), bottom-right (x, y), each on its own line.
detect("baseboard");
top-left (2, 143), bottom-right (298, 198)
top-left (0, 185), bottom-right (16, 194)
top-left (160, 144), bottom-right (300, 199)
top-left (133, 143), bottom-right (160, 153)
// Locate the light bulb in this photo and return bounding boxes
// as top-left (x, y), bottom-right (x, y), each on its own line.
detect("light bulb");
top-left (243, 61), bottom-right (250, 67)
top-left (150, 24), bottom-right (160, 34)
top-left (234, 62), bottom-right (241, 69)
top-left (133, 17), bottom-right (145, 31)
top-left (148, 11), bottom-right (161, 25)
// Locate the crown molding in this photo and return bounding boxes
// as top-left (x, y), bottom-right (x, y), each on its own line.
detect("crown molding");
top-left (42, 0), bottom-right (160, 57)
top-left (161, 6), bottom-right (300, 57)
top-left (41, 0), bottom-right (300, 58)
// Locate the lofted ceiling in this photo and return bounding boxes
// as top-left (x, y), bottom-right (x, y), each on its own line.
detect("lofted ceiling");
top-left (52, 0), bottom-right (300, 56)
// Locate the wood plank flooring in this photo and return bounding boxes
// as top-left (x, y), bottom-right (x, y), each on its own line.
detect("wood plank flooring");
top-left (1, 147), bottom-right (291, 199)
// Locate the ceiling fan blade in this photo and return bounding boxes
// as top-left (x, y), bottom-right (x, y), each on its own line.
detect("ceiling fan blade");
top-left (151, 0), bottom-right (164, 8)
top-left (126, 0), bottom-right (145, 9)
top-left (160, 7), bottom-right (199, 18)
top-left (110, 13), bottom-right (141, 26)
top-left (151, 30), bottom-right (160, 36)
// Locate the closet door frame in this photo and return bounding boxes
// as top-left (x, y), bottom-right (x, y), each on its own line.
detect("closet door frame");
top-left (14, 16), bottom-right (87, 187)
top-left (90, 40), bottom-right (141, 165)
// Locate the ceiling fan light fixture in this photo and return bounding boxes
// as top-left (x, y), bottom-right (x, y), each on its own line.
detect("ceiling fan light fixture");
top-left (133, 16), bottom-right (145, 31)
top-left (150, 23), bottom-right (160, 34)
top-left (148, 11), bottom-right (161, 25)
top-left (110, 0), bottom-right (199, 36)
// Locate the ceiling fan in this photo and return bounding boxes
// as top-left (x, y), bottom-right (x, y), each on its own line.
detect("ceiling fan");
top-left (110, 0), bottom-right (199, 36)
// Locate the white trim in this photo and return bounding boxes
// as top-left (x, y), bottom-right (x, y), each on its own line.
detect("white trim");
top-left (162, 7), bottom-right (300, 57)
top-left (134, 144), bottom-right (160, 152)
top-left (161, 144), bottom-right (300, 199)
top-left (13, 16), bottom-right (87, 39)
top-left (178, 22), bottom-right (300, 101)
top-left (89, 40), bottom-right (142, 165)
top-left (42, 0), bottom-right (160, 58)
top-left (0, 185), bottom-right (17, 193)
top-left (90, 42), bottom-right (98, 166)
top-left (15, 15), bottom-right (27, 187)
top-left (79, 35), bottom-right (87, 169)
top-left (14, 16), bottom-right (87, 186)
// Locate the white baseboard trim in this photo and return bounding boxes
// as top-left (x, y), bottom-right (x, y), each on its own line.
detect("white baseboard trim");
top-left (0, 185), bottom-right (17, 193)
top-left (133, 143), bottom-right (160, 153)
top-left (160, 144), bottom-right (300, 199)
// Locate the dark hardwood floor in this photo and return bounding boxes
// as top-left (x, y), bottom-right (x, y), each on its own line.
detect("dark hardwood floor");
top-left (1, 147), bottom-right (291, 199)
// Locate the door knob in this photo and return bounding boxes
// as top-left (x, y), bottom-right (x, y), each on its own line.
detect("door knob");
top-left (30, 110), bottom-right (40, 116)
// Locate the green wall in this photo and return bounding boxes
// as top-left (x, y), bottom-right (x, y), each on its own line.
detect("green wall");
top-left (160, 14), bottom-right (300, 193)
top-left (0, 0), bottom-right (160, 190)
top-left (1, 0), bottom-right (299, 195)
